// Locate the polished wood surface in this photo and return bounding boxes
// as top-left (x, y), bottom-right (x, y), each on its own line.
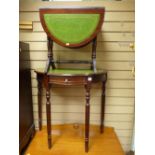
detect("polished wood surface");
top-left (100, 80), bottom-right (106, 133)
top-left (24, 124), bottom-right (125, 155)
top-left (37, 73), bottom-right (42, 131)
top-left (85, 83), bottom-right (91, 152)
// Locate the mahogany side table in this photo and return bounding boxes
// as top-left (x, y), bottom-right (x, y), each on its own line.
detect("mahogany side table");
top-left (35, 69), bottom-right (107, 152)
top-left (35, 6), bottom-right (107, 152)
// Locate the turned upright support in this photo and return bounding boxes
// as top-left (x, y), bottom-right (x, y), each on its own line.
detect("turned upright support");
top-left (85, 77), bottom-right (92, 152)
top-left (37, 74), bottom-right (42, 131)
top-left (45, 37), bottom-right (55, 72)
top-left (91, 37), bottom-right (97, 72)
top-left (45, 76), bottom-right (52, 148)
top-left (100, 79), bottom-right (106, 133)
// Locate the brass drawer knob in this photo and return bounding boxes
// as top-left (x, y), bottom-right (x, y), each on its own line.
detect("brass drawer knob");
top-left (65, 78), bottom-right (69, 82)
top-left (88, 77), bottom-right (92, 81)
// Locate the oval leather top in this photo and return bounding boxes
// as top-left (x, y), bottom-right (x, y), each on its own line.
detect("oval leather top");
top-left (35, 68), bottom-right (107, 76)
top-left (39, 7), bottom-right (105, 48)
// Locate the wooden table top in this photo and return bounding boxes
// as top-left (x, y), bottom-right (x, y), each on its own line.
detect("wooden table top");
top-left (35, 68), bottom-right (107, 76)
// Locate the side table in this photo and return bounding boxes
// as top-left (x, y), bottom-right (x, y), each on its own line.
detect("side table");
top-left (35, 69), bottom-right (107, 152)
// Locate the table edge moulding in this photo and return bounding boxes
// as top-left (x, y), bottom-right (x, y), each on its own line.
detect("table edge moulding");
top-left (35, 6), bottom-right (107, 153)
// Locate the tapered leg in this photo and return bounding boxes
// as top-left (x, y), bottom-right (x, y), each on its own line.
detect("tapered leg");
top-left (100, 81), bottom-right (106, 133)
top-left (85, 83), bottom-right (91, 152)
top-left (46, 84), bottom-right (52, 149)
top-left (37, 74), bottom-right (42, 131)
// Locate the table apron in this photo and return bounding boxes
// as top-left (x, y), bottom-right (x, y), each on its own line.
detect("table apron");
top-left (48, 76), bottom-right (90, 85)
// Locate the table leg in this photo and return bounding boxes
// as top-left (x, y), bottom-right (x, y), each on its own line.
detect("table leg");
top-left (100, 81), bottom-right (106, 133)
top-left (46, 84), bottom-right (52, 149)
top-left (85, 84), bottom-right (91, 152)
top-left (37, 74), bottom-right (42, 131)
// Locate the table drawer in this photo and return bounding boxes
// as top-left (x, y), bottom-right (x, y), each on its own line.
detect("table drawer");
top-left (49, 76), bottom-right (87, 85)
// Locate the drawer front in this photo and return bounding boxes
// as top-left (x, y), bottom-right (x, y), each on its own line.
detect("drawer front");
top-left (49, 76), bottom-right (87, 85)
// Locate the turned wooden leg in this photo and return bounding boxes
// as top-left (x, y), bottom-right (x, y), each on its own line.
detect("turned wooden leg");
top-left (37, 74), bottom-right (42, 131)
top-left (100, 81), bottom-right (106, 133)
top-left (46, 84), bottom-right (52, 149)
top-left (85, 83), bottom-right (91, 152)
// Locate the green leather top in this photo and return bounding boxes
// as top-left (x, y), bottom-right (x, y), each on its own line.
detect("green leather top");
top-left (48, 69), bottom-right (94, 75)
top-left (35, 68), bottom-right (106, 76)
top-left (44, 14), bottom-right (100, 44)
